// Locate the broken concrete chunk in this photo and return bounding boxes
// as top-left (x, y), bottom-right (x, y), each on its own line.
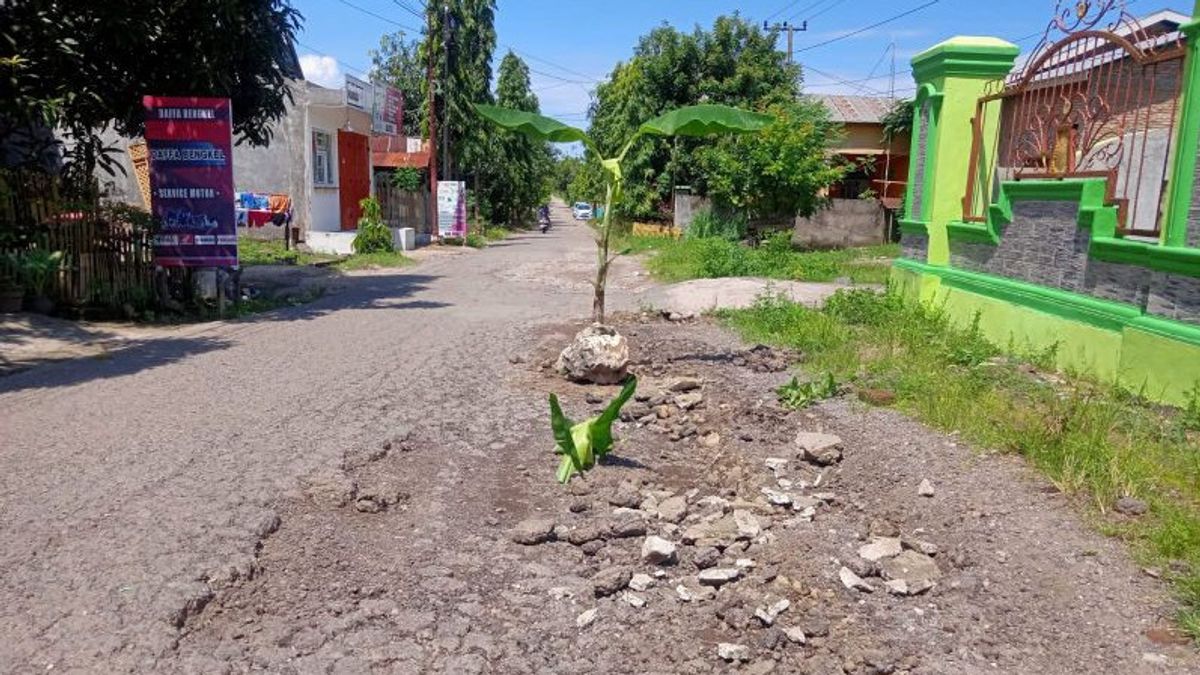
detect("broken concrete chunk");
top-left (717, 643), bottom-right (751, 663)
top-left (698, 567), bottom-right (742, 587)
top-left (839, 566), bottom-right (874, 593)
top-left (857, 537), bottom-right (903, 562)
top-left (641, 535), bottom-right (678, 565)
top-left (879, 550), bottom-right (941, 593)
top-left (918, 479), bottom-right (936, 498)
top-left (510, 518), bottom-right (556, 545)
top-left (794, 431), bottom-right (843, 466)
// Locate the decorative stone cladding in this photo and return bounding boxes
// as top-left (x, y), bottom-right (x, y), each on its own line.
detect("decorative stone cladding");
top-left (909, 101), bottom-right (930, 222)
top-left (948, 201), bottom-right (1147, 306)
top-left (1148, 272), bottom-right (1200, 325)
top-left (900, 232), bottom-right (928, 261)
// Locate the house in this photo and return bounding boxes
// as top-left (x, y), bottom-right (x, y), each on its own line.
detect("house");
top-left (789, 94), bottom-right (910, 248)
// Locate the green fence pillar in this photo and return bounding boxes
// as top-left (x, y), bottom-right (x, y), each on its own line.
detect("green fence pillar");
top-left (1163, 4), bottom-right (1200, 247)
top-left (907, 37), bottom-right (1018, 265)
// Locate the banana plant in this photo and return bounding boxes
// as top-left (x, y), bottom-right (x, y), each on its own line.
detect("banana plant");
top-left (549, 375), bottom-right (638, 483)
top-left (474, 103), bottom-right (772, 324)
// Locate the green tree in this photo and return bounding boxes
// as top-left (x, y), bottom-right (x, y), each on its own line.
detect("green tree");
top-left (476, 51), bottom-right (551, 225)
top-left (1, 0), bottom-right (303, 182)
top-left (881, 97), bottom-right (913, 144)
top-left (370, 31), bottom-right (425, 137)
top-left (584, 15), bottom-right (804, 221)
top-left (694, 100), bottom-right (844, 219)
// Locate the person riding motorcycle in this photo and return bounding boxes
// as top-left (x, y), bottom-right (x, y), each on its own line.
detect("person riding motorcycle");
top-left (537, 204), bottom-right (550, 232)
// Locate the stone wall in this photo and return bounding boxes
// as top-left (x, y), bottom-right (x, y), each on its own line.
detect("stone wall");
top-left (948, 201), bottom-right (1147, 306)
top-left (1148, 272), bottom-right (1200, 326)
top-left (900, 232), bottom-right (927, 261)
top-left (909, 100), bottom-right (930, 221)
top-left (792, 198), bottom-right (887, 249)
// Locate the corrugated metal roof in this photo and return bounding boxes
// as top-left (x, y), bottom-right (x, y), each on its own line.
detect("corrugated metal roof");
top-left (810, 94), bottom-right (894, 124)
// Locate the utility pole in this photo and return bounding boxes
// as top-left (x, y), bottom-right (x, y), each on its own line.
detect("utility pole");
top-left (763, 20), bottom-right (807, 64)
top-left (426, 2), bottom-right (439, 241)
top-left (442, 3), bottom-right (452, 183)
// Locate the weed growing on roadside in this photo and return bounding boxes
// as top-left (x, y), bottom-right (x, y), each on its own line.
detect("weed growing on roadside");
top-left (776, 372), bottom-right (839, 409)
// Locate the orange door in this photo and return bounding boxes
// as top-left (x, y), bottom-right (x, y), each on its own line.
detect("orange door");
top-left (337, 130), bottom-right (370, 231)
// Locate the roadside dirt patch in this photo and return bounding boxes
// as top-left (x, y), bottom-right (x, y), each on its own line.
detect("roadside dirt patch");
top-left (169, 316), bottom-right (1197, 673)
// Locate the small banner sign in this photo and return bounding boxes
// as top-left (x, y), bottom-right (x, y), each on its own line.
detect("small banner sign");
top-left (437, 181), bottom-right (467, 238)
top-left (142, 96), bottom-right (237, 267)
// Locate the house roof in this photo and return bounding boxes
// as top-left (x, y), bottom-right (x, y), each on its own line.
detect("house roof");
top-left (371, 135), bottom-right (429, 169)
top-left (810, 95), bottom-right (895, 124)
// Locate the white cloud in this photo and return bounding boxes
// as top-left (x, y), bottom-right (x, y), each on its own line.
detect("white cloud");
top-left (300, 54), bottom-right (343, 88)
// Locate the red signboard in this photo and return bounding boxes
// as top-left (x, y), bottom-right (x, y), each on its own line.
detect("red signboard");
top-left (142, 96), bottom-right (237, 267)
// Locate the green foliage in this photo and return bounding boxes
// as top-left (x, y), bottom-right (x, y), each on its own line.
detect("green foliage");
top-left (352, 197), bottom-right (394, 255)
top-left (695, 100), bottom-right (845, 219)
top-left (881, 98), bottom-right (914, 144)
top-left (14, 248), bottom-right (64, 295)
top-left (686, 209), bottom-right (746, 241)
top-left (2, 0), bottom-right (302, 177)
top-left (776, 373), bottom-right (838, 409)
top-left (237, 238), bottom-right (334, 267)
top-left (331, 250), bottom-right (411, 271)
top-left (726, 288), bottom-right (1200, 640)
top-left (391, 167), bottom-right (422, 192)
top-left (552, 155), bottom-right (585, 198)
top-left (641, 235), bottom-right (898, 284)
top-left (549, 377), bottom-right (638, 483)
top-left (370, 31), bottom-right (425, 137)
top-left (1182, 383), bottom-right (1200, 432)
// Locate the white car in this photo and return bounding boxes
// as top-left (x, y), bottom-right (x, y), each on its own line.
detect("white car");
top-left (572, 202), bottom-right (593, 220)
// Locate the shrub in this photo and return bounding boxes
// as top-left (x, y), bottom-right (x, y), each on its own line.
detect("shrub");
top-left (352, 197), bottom-right (393, 254)
top-left (686, 208), bottom-right (746, 242)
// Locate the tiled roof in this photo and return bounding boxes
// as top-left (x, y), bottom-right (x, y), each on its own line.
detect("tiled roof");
top-left (809, 94), bottom-right (895, 124)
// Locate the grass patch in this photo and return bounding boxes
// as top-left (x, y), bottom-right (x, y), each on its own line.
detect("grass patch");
top-left (330, 251), bottom-right (413, 272)
top-left (723, 289), bottom-right (1200, 638)
top-left (622, 232), bottom-right (898, 284)
top-left (238, 238), bottom-right (335, 266)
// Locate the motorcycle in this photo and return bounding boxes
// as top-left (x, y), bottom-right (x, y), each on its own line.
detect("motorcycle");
top-left (537, 207), bottom-right (551, 233)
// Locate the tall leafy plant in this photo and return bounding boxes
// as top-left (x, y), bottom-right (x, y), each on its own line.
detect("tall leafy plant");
top-left (549, 376), bottom-right (638, 483)
top-left (475, 103), bottom-right (771, 323)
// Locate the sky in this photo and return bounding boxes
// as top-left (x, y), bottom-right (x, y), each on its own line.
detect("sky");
top-left (293, 0), bottom-right (1185, 129)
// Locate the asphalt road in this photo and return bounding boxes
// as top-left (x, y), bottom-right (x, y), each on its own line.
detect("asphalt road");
top-left (0, 205), bottom-right (635, 671)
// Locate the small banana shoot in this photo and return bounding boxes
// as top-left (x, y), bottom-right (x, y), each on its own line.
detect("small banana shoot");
top-left (548, 376), bottom-right (638, 483)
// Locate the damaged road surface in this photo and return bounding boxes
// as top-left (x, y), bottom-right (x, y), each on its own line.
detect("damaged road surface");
top-left (1, 215), bottom-right (1196, 672)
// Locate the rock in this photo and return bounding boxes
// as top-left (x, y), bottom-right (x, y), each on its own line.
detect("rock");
top-left (754, 598), bottom-right (791, 626)
top-left (508, 353), bottom-right (525, 364)
top-left (676, 583), bottom-right (716, 602)
top-left (563, 522), bottom-right (608, 546)
top-left (354, 497), bottom-right (383, 513)
top-left (839, 566), bottom-right (874, 593)
top-left (717, 643), bottom-right (751, 663)
top-left (794, 432), bottom-right (843, 466)
top-left (641, 536), bottom-right (678, 565)
top-left (556, 324), bottom-right (630, 385)
top-left (569, 499), bottom-right (591, 513)
top-left (548, 586), bottom-right (574, 600)
top-left (669, 376), bottom-right (703, 392)
top-left (868, 518), bottom-right (900, 538)
top-left (675, 392), bottom-right (704, 410)
top-left (736, 558), bottom-right (756, 570)
top-left (700, 431), bottom-right (721, 447)
top-left (879, 550), bottom-right (941, 594)
top-left (629, 573), bottom-right (655, 592)
top-left (656, 495), bottom-right (688, 523)
top-left (579, 540), bottom-right (605, 556)
top-left (511, 518), bottom-right (556, 545)
top-left (901, 536), bottom-right (939, 557)
top-left (608, 517), bottom-right (648, 539)
top-left (734, 509), bottom-right (762, 539)
top-left (693, 546), bottom-right (721, 570)
top-left (585, 392), bottom-right (603, 404)
top-left (608, 485), bottom-right (643, 509)
top-left (783, 627), bottom-right (806, 645)
top-left (1115, 496), bottom-right (1148, 516)
top-left (576, 608), bottom-right (598, 628)
top-left (698, 568), bottom-right (742, 587)
top-left (682, 515), bottom-right (740, 546)
top-left (884, 578), bottom-right (933, 596)
top-left (622, 592), bottom-right (646, 608)
top-left (763, 490), bottom-right (793, 507)
top-left (918, 479), bottom-right (936, 498)
top-left (764, 457), bottom-right (789, 474)
top-left (592, 568), bottom-right (631, 597)
top-left (858, 537), bottom-right (903, 562)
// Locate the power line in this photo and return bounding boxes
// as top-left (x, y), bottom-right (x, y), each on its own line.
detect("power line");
top-left (797, 0), bottom-right (939, 53)
top-left (390, 0), bottom-right (425, 20)
top-left (334, 0), bottom-right (421, 33)
top-left (795, 0), bottom-right (847, 22)
top-left (507, 46), bottom-right (603, 83)
top-left (803, 64), bottom-right (888, 95)
top-left (295, 39), bottom-right (371, 77)
top-left (766, 0), bottom-right (826, 23)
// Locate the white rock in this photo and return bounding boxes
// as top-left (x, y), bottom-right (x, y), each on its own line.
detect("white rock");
top-left (839, 566), bottom-right (874, 593)
top-left (556, 324), bottom-right (629, 384)
top-left (794, 431), bottom-right (843, 465)
top-left (858, 537), bottom-right (903, 562)
top-left (576, 608), bottom-right (598, 628)
top-left (698, 567), bottom-right (742, 587)
top-left (736, 558), bottom-right (757, 569)
top-left (629, 573), bottom-right (655, 592)
top-left (880, 550), bottom-right (941, 592)
top-left (918, 479), bottom-right (935, 497)
top-left (717, 643), bottom-right (751, 663)
top-left (547, 586), bottom-right (574, 600)
top-left (622, 592), bottom-right (646, 608)
top-left (676, 584), bottom-right (715, 602)
top-left (754, 598), bottom-right (791, 626)
top-left (776, 478), bottom-right (795, 490)
top-left (762, 489), bottom-right (793, 507)
top-left (675, 584), bottom-right (694, 602)
top-left (784, 627), bottom-right (807, 644)
top-left (764, 457), bottom-right (789, 474)
top-left (641, 535), bottom-right (678, 564)
top-left (696, 495), bottom-right (730, 509)
top-left (733, 509), bottom-right (761, 538)
top-left (656, 495), bottom-right (688, 523)
top-left (791, 495), bottom-right (821, 511)
top-left (884, 578), bottom-right (934, 596)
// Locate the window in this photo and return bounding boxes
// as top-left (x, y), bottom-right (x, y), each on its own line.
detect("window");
top-left (312, 129), bottom-right (334, 186)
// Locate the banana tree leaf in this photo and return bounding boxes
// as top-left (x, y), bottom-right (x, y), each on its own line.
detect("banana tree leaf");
top-left (474, 104), bottom-right (598, 155)
top-left (588, 376), bottom-right (638, 459)
top-left (637, 104), bottom-right (773, 138)
top-left (549, 393), bottom-right (579, 461)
